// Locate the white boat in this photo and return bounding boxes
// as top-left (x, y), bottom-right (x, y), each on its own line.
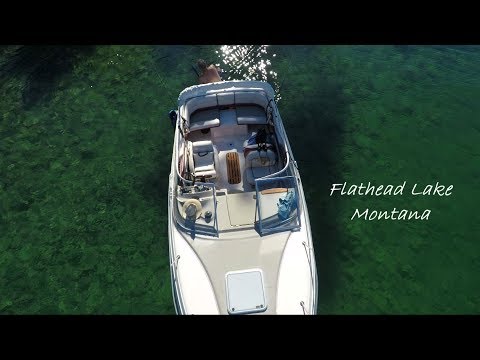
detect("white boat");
top-left (167, 80), bottom-right (318, 315)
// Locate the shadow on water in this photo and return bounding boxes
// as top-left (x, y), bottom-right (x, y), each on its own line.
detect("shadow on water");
top-left (142, 151), bottom-right (170, 208)
top-left (276, 46), bottom-right (350, 309)
top-left (0, 45), bottom-right (95, 109)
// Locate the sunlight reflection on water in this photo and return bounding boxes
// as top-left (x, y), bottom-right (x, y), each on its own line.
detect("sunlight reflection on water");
top-left (216, 45), bottom-right (281, 101)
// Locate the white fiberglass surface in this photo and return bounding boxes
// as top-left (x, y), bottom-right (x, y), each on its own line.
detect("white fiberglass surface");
top-left (226, 269), bottom-right (267, 314)
top-left (226, 192), bottom-right (257, 226)
top-left (276, 229), bottom-right (313, 314)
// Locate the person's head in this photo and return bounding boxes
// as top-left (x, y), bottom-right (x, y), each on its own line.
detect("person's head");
top-left (197, 59), bottom-right (208, 72)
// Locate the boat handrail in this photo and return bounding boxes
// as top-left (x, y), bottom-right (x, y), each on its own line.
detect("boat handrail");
top-left (302, 241), bottom-right (316, 315)
top-left (300, 301), bottom-right (309, 315)
top-left (256, 152), bottom-right (290, 180)
top-left (302, 241), bottom-right (315, 281)
top-left (171, 254), bottom-right (186, 314)
top-left (171, 255), bottom-right (180, 281)
top-left (250, 102), bottom-right (291, 181)
top-left (173, 122), bottom-right (194, 185)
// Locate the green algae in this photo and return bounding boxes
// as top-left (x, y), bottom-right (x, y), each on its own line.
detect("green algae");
top-left (1, 45), bottom-right (479, 314)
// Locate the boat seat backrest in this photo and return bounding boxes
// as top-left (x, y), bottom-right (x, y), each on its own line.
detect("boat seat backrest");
top-left (233, 91), bottom-right (269, 108)
top-left (216, 92), bottom-right (235, 107)
top-left (216, 91), bottom-right (269, 108)
top-left (234, 92), bottom-right (269, 125)
top-left (186, 95), bottom-right (218, 116)
top-left (192, 140), bottom-right (214, 154)
top-left (183, 95), bottom-right (220, 132)
top-left (183, 92), bottom-right (269, 116)
top-left (246, 148), bottom-right (277, 168)
top-left (181, 91), bottom-right (270, 132)
top-left (181, 95), bottom-right (217, 130)
top-left (187, 140), bottom-right (218, 180)
top-left (244, 148), bottom-right (278, 186)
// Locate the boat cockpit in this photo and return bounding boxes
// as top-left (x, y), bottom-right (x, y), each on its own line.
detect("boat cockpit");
top-left (172, 88), bottom-right (300, 237)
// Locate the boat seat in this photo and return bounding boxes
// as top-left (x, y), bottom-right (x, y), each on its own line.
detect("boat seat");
top-left (181, 94), bottom-right (220, 133)
top-left (245, 148), bottom-right (277, 186)
top-left (188, 140), bottom-right (219, 181)
top-left (243, 130), bottom-right (275, 158)
top-left (236, 105), bottom-right (267, 125)
top-left (234, 91), bottom-right (269, 109)
top-left (189, 108), bottom-right (221, 132)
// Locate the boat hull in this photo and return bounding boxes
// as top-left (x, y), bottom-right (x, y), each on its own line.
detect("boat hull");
top-left (167, 81), bottom-right (318, 315)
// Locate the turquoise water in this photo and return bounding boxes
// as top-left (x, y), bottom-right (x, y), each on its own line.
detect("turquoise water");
top-left (1, 45), bottom-right (479, 314)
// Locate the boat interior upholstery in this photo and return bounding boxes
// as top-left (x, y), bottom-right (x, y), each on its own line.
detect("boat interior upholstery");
top-left (179, 91), bottom-right (283, 189)
top-left (180, 91), bottom-right (269, 133)
top-left (187, 140), bottom-right (219, 181)
top-left (178, 90), bottom-right (286, 228)
top-left (176, 89), bottom-right (292, 231)
top-left (244, 148), bottom-right (277, 186)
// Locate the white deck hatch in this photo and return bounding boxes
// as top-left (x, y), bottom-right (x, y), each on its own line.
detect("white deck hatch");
top-left (225, 269), bottom-right (267, 315)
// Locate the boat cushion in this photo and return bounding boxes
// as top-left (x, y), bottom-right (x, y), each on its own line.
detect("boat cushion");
top-left (236, 105), bottom-right (267, 125)
top-left (217, 92), bottom-right (235, 107)
top-left (185, 94), bottom-right (218, 115)
top-left (182, 95), bottom-right (219, 132)
top-left (245, 149), bottom-right (278, 185)
top-left (245, 149), bottom-right (277, 168)
top-left (183, 92), bottom-right (270, 132)
top-left (191, 140), bottom-right (218, 179)
top-left (234, 91), bottom-right (269, 108)
top-left (194, 153), bottom-right (215, 172)
top-left (195, 168), bottom-right (216, 179)
top-left (193, 140), bottom-right (214, 154)
top-left (189, 109), bottom-right (221, 132)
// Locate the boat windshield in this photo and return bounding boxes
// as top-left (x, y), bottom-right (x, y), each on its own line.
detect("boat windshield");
top-left (254, 176), bottom-right (301, 236)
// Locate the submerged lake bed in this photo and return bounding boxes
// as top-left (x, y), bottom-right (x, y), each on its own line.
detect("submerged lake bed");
top-left (1, 45), bottom-right (479, 314)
